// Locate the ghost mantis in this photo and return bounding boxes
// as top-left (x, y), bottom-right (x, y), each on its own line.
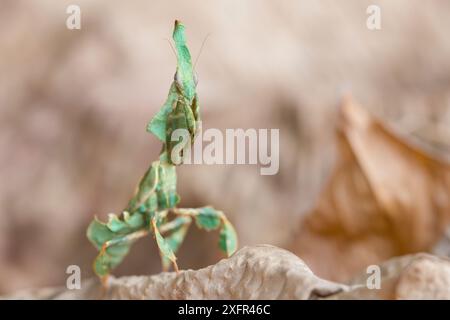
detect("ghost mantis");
top-left (86, 20), bottom-right (238, 283)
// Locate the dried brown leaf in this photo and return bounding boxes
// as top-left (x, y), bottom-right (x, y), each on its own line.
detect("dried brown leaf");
top-left (290, 97), bottom-right (450, 281)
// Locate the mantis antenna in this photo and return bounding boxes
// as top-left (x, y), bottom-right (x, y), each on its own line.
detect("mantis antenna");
top-left (165, 33), bottom-right (210, 71)
top-left (164, 37), bottom-right (177, 59)
top-left (194, 33), bottom-right (211, 70)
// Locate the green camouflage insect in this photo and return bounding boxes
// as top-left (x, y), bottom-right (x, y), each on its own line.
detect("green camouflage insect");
top-left (86, 20), bottom-right (237, 282)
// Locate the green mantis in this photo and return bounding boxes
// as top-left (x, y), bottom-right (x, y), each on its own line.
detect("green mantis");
top-left (86, 20), bottom-right (237, 282)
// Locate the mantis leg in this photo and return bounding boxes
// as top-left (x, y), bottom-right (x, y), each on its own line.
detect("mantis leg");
top-left (160, 216), bottom-right (192, 272)
top-left (98, 229), bottom-right (149, 288)
top-left (159, 215), bottom-right (192, 234)
top-left (151, 216), bottom-right (192, 273)
top-left (99, 229), bottom-right (149, 253)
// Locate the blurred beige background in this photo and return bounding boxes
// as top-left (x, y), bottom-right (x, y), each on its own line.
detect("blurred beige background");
top-left (1, 0), bottom-right (450, 294)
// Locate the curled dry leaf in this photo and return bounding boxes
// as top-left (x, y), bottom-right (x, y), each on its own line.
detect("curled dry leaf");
top-left (2, 245), bottom-right (346, 300)
top-left (6, 246), bottom-right (450, 300)
top-left (290, 97), bottom-right (450, 282)
top-left (334, 253), bottom-right (450, 299)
